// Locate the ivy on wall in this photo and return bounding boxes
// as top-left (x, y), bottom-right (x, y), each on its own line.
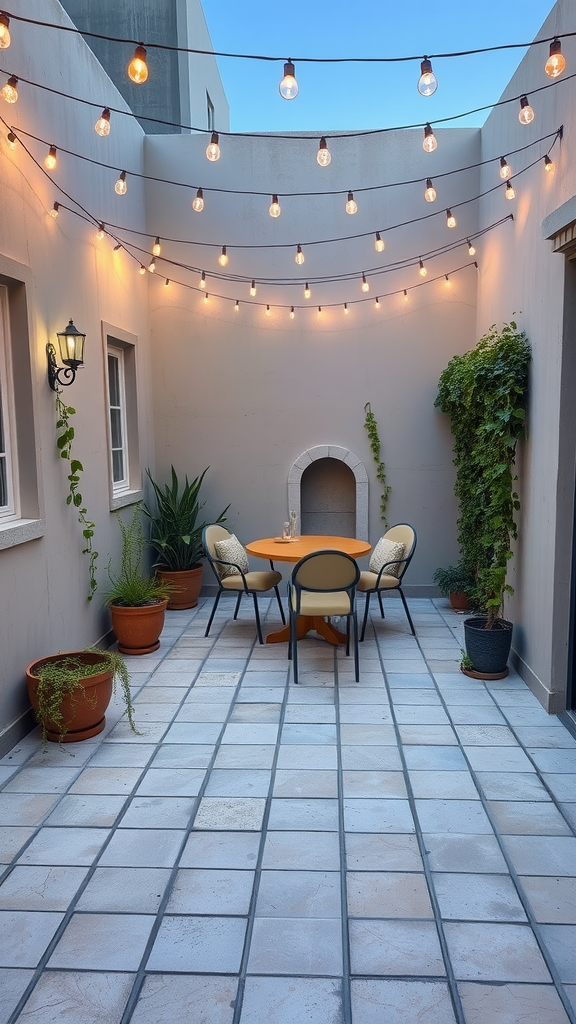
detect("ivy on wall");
top-left (55, 392), bottom-right (98, 600)
top-left (364, 402), bottom-right (391, 529)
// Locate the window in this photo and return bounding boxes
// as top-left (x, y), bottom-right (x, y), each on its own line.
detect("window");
top-left (107, 348), bottom-right (128, 489)
top-left (102, 323), bottom-right (142, 509)
top-left (0, 285), bottom-right (16, 518)
top-left (206, 91), bottom-right (215, 131)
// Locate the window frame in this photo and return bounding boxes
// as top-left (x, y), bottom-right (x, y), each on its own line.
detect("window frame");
top-left (206, 90), bottom-right (215, 131)
top-left (101, 322), bottom-right (143, 510)
top-left (0, 284), bottom-right (17, 520)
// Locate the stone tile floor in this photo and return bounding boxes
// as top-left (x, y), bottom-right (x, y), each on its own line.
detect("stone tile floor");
top-left (1, 595), bottom-right (576, 1024)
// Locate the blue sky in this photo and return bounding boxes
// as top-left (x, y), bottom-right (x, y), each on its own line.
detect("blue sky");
top-left (201, 0), bottom-right (557, 133)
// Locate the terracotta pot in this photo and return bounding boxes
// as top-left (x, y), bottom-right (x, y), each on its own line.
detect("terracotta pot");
top-left (26, 651), bottom-right (113, 743)
top-left (109, 598), bottom-right (168, 655)
top-left (449, 591), bottom-right (471, 611)
top-left (156, 565), bottom-right (203, 609)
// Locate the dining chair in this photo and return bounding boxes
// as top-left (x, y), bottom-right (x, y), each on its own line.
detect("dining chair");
top-left (358, 523), bottom-right (417, 639)
top-left (288, 549), bottom-right (360, 684)
top-left (202, 525), bottom-right (285, 644)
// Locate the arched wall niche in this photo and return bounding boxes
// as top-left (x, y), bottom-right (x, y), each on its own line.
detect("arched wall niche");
top-left (287, 445), bottom-right (369, 541)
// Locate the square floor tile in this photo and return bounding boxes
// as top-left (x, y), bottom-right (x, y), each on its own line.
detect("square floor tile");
top-left (0, 793), bottom-right (58, 826)
top-left (17, 970), bottom-right (135, 1024)
top-left (69, 767), bottom-right (144, 795)
top-left (130, 974), bottom-right (238, 1024)
top-left (519, 876), bottom-right (576, 924)
top-left (457, 981), bottom-right (572, 1024)
top-left (48, 912), bottom-right (155, 970)
top-left (268, 798), bottom-right (339, 831)
top-left (166, 867), bottom-right (255, 914)
top-left (432, 872), bottom-right (526, 921)
top-left (205, 769), bottom-right (271, 798)
top-left (455, 725), bottom-right (519, 746)
top-left (0, 865), bottom-right (88, 911)
top-left (229, 703), bottom-right (282, 723)
top-left (403, 747), bottom-right (467, 771)
top-left (214, 746), bottom-right (276, 769)
top-left (415, 799), bottom-right (493, 834)
top-left (222, 724), bottom-right (280, 745)
top-left (0, 827), bottom-right (37, 864)
top-left (476, 772), bottom-right (550, 801)
top-left (444, 922), bottom-right (552, 981)
top-left (502, 836), bottom-right (576, 876)
top-left (340, 724), bottom-right (396, 746)
top-left (0, 910), bottom-right (64, 967)
top-left (344, 799), bottom-right (415, 833)
top-left (2, 767), bottom-right (82, 793)
top-left (76, 867), bottom-right (171, 913)
top-left (17, 827), bottom-right (110, 867)
top-left (351, 979), bottom-right (456, 1024)
top-left (399, 725), bottom-right (458, 745)
top-left (463, 747), bottom-right (535, 773)
top-left (261, 831), bottom-right (340, 871)
top-left (347, 871), bottom-right (432, 917)
top-left (247, 918), bottom-right (342, 975)
top-left (256, 870), bottom-right (340, 918)
top-left (273, 769), bottom-right (338, 798)
top-left (120, 796), bottom-right (196, 829)
top-left (540, 925), bottom-right (576, 982)
top-left (340, 746), bottom-right (402, 771)
top-left (45, 795), bottom-right (127, 828)
top-left (349, 919), bottom-right (445, 976)
top-left (0, 967), bottom-right (35, 1024)
top-left (98, 828), bottom-right (185, 867)
top-left (487, 800), bottom-right (571, 836)
top-left (342, 771), bottom-right (407, 799)
top-left (147, 915), bottom-right (247, 973)
top-left (194, 797), bottom-right (266, 831)
top-left (240, 976), bottom-right (343, 1024)
top-left (345, 833), bottom-right (423, 871)
top-left (409, 771), bottom-right (479, 800)
top-left (150, 744), bottom-right (215, 769)
top-left (180, 830), bottom-right (260, 869)
top-left (423, 834), bottom-right (508, 873)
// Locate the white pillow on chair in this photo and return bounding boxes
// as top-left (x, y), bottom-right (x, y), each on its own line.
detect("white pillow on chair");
top-left (214, 535), bottom-right (249, 579)
top-left (369, 538), bottom-right (405, 577)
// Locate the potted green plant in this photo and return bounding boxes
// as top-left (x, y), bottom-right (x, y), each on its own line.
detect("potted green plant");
top-left (435, 321), bottom-right (530, 677)
top-left (26, 648), bottom-right (136, 745)
top-left (106, 503), bottom-right (172, 655)
top-left (433, 562), bottom-right (476, 611)
top-left (144, 466), bottom-right (229, 609)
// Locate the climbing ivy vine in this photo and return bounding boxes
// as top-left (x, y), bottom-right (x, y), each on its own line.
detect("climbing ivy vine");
top-left (364, 402), bottom-right (391, 528)
top-left (55, 391), bottom-right (98, 600)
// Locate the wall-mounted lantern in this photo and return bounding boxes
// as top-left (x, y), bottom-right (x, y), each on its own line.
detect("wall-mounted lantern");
top-left (46, 319), bottom-right (86, 391)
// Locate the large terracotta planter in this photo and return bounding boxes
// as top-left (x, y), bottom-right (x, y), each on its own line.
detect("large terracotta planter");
top-left (156, 565), bottom-right (203, 610)
top-left (110, 598), bottom-right (168, 655)
top-left (449, 591), bottom-right (471, 611)
top-left (26, 651), bottom-right (113, 743)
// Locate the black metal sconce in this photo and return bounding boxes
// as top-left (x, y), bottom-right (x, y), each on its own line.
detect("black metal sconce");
top-left (46, 319), bottom-right (86, 391)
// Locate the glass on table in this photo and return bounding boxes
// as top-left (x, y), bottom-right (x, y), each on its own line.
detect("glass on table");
top-left (282, 521), bottom-right (291, 540)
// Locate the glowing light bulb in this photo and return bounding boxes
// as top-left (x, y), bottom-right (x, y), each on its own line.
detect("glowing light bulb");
top-left (148, 258), bottom-right (156, 273)
top-left (269, 194), bottom-right (281, 217)
top-left (445, 274), bottom-right (450, 286)
top-left (544, 154), bottom-right (555, 172)
top-left (96, 223), bottom-right (105, 240)
top-left (250, 280), bottom-right (256, 296)
top-left (115, 171), bottom-right (127, 195)
top-left (152, 237), bottom-right (161, 257)
top-left (128, 45), bottom-right (148, 84)
top-left (164, 278), bottom-right (170, 287)
top-left (419, 259), bottom-right (427, 277)
top-left (206, 131), bottom-right (220, 161)
top-left (519, 96), bottom-right (534, 124)
top-left (192, 187), bottom-right (204, 212)
top-left (499, 156), bottom-right (512, 180)
top-left (545, 38), bottom-right (565, 78)
top-left (424, 178), bottom-right (436, 202)
top-left (317, 137), bottom-right (331, 166)
top-left (139, 264), bottom-right (146, 275)
top-left (204, 292), bottom-right (209, 303)
top-left (404, 289), bottom-right (408, 301)
top-left (0, 13), bottom-right (11, 49)
top-left (345, 191), bottom-right (357, 215)
top-left (266, 304), bottom-right (271, 317)
top-left (50, 202), bottom-right (60, 219)
top-left (235, 300), bottom-right (240, 311)
top-left (467, 240), bottom-right (476, 256)
top-left (361, 274), bottom-right (369, 293)
top-left (418, 57), bottom-right (437, 96)
top-left (304, 283), bottom-right (311, 299)
top-left (375, 297), bottom-right (380, 309)
top-left (6, 130), bottom-right (16, 149)
top-left (343, 303), bottom-right (349, 314)
top-left (95, 107), bottom-right (110, 136)
top-left (218, 246), bottom-right (228, 267)
top-left (279, 60), bottom-right (298, 100)
top-left (44, 145), bottom-right (57, 170)
top-left (113, 243), bottom-right (122, 251)
top-left (422, 123), bottom-right (437, 153)
top-left (289, 306), bottom-right (295, 319)
top-left (295, 245), bottom-right (305, 265)
top-left (317, 306), bottom-right (322, 315)
top-left (505, 181), bottom-right (515, 200)
top-left (446, 209), bottom-right (456, 229)
top-left (1, 75), bottom-right (18, 103)
top-left (375, 232), bottom-right (385, 252)
top-left (199, 271), bottom-right (206, 289)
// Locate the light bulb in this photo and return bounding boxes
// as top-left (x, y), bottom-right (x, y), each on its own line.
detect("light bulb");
top-left (499, 156), bottom-right (512, 180)
top-left (422, 123), bottom-right (437, 153)
top-left (44, 145), bottom-right (57, 170)
top-left (148, 258), bottom-right (156, 273)
top-left (250, 280), bottom-right (256, 296)
top-left (317, 137), bottom-right (331, 166)
top-left (289, 306), bottom-right (295, 319)
top-left (505, 181), bottom-right (515, 200)
top-left (6, 130), bottom-right (16, 149)
top-left (304, 283), bottom-right (311, 299)
top-left (295, 245), bottom-right (305, 265)
top-left (115, 171), bottom-right (127, 195)
top-left (164, 278), bottom-right (170, 286)
top-left (544, 154), bottom-right (555, 172)
top-left (519, 96), bottom-right (534, 124)
top-left (446, 209), bottom-right (456, 229)
top-left (204, 292), bottom-right (209, 303)
top-left (199, 271), bottom-right (206, 289)
top-left (467, 239), bottom-right (476, 256)
top-left (375, 297), bottom-right (380, 309)
top-left (343, 303), bottom-right (349, 314)
top-left (235, 300), bottom-right (239, 311)
top-left (113, 243), bottom-right (122, 251)
top-left (269, 194), bottom-right (281, 217)
top-left (419, 259), bottom-right (427, 277)
top-left (445, 274), bottom-right (450, 286)
top-left (95, 108), bottom-right (110, 136)
top-left (317, 306), bottom-right (322, 316)
top-left (152, 237), bottom-right (161, 257)
top-left (403, 290), bottom-right (408, 301)
top-left (424, 178), bottom-right (437, 202)
top-left (1, 75), bottom-right (18, 103)
top-left (50, 202), bottom-right (60, 219)
top-left (545, 38), bottom-right (565, 78)
top-left (206, 131), bottom-right (220, 161)
top-left (266, 304), bottom-right (271, 316)
top-left (128, 45), bottom-right (148, 84)
top-left (192, 187), bottom-right (204, 212)
top-left (96, 223), bottom-right (105, 240)
top-left (0, 13), bottom-right (11, 49)
top-left (345, 191), bottom-right (357, 215)
top-left (361, 274), bottom-right (369, 293)
top-left (139, 265), bottom-right (146, 275)
top-left (375, 232), bottom-right (385, 252)
top-left (218, 246), bottom-right (228, 267)
top-left (418, 57), bottom-right (437, 96)
top-left (279, 60), bottom-right (298, 100)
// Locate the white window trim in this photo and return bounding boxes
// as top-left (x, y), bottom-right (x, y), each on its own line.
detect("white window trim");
top-left (101, 322), bottom-right (143, 510)
top-left (0, 284), bottom-right (17, 520)
top-left (107, 346), bottom-right (129, 493)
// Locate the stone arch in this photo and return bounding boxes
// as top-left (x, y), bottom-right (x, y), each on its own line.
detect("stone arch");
top-left (287, 445), bottom-right (369, 540)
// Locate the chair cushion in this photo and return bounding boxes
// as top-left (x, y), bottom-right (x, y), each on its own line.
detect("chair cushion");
top-left (214, 535), bottom-right (249, 578)
top-left (291, 589), bottom-right (352, 616)
top-left (222, 570), bottom-right (282, 592)
top-left (369, 537), bottom-right (405, 577)
top-left (358, 570), bottom-right (400, 592)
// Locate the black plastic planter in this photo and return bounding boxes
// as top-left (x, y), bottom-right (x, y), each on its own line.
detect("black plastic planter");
top-left (463, 617), bottom-right (513, 677)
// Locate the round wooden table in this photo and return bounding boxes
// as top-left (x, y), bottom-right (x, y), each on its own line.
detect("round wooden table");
top-left (245, 535), bottom-right (371, 645)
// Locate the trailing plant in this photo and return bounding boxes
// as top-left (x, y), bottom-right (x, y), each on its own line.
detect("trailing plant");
top-left (435, 321), bottom-right (530, 625)
top-left (106, 503), bottom-right (174, 606)
top-left (433, 562), bottom-right (476, 600)
top-left (460, 649), bottom-right (474, 672)
top-left (144, 466), bottom-right (229, 571)
top-left (364, 402), bottom-right (391, 528)
top-left (32, 648), bottom-right (136, 745)
top-left (55, 392), bottom-right (98, 600)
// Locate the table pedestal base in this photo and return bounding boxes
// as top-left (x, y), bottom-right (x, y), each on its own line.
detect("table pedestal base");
top-left (265, 616), bottom-right (348, 646)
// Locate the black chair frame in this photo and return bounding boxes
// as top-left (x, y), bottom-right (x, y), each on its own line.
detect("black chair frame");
top-left (360, 528), bottom-right (417, 641)
top-left (203, 529), bottom-right (285, 644)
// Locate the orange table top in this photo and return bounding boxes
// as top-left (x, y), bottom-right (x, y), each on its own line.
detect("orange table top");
top-left (246, 535), bottom-right (371, 563)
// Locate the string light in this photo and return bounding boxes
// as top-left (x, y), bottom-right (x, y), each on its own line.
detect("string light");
top-left (139, 264), bottom-right (146, 275)
top-left (544, 154), bottom-right (555, 172)
top-left (446, 209), bottom-right (456, 228)
top-left (375, 297), bottom-right (380, 308)
top-left (361, 273), bottom-right (369, 292)
top-left (295, 244), bottom-right (305, 265)
top-left (317, 306), bottom-right (322, 315)
top-left (250, 280), bottom-right (256, 296)
top-left (545, 38), bottom-right (565, 78)
top-left (206, 131), bottom-right (220, 161)
top-left (113, 242), bottom-right (122, 251)
top-left (265, 304), bottom-right (271, 316)
top-left (148, 257), bottom-right (156, 272)
top-left (289, 306), bottom-right (295, 319)
top-left (50, 201), bottom-right (60, 218)
top-left (499, 156), bottom-right (512, 179)
top-left (467, 239), bottom-right (476, 255)
top-left (96, 222), bottom-right (105, 240)
top-left (6, 130), bottom-right (16, 148)
top-left (519, 95), bottom-right (534, 124)
top-left (0, 13), bottom-right (11, 49)
top-left (345, 191), bottom-right (358, 215)
top-left (422, 123), bottom-right (437, 152)
top-left (218, 246), bottom-right (228, 266)
top-left (127, 45), bottom-right (148, 84)
top-left (317, 137), bottom-right (331, 167)
top-left (374, 232), bottom-right (385, 252)
top-left (418, 57), bottom-right (437, 96)
top-left (343, 303), bottom-right (349, 314)
top-left (192, 187), bottom-right (204, 212)
top-left (1, 75), bottom-right (18, 103)
top-left (94, 107), bottom-right (110, 136)
top-left (44, 145), bottom-right (57, 170)
top-left (445, 274), bottom-right (450, 285)
top-left (164, 278), bottom-right (170, 286)
top-left (279, 60), bottom-right (298, 100)
top-left (269, 194), bottom-right (281, 217)
top-left (304, 283), bottom-right (311, 298)
top-left (235, 300), bottom-right (239, 311)
top-left (115, 170), bottom-right (127, 195)
top-left (152, 237), bottom-right (161, 257)
top-left (419, 259), bottom-right (427, 277)
top-left (199, 271), bottom-right (206, 289)
top-left (505, 180), bottom-right (515, 199)
top-left (204, 292), bottom-right (209, 303)
top-left (424, 178), bottom-right (437, 202)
